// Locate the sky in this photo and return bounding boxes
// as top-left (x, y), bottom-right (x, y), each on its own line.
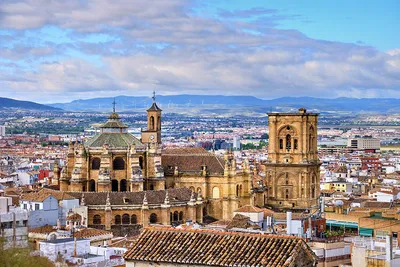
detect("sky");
top-left (0, 0), bottom-right (399, 103)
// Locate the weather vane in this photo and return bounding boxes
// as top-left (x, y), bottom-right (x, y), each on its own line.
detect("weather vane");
top-left (152, 90), bottom-right (156, 103)
top-left (112, 98), bottom-right (116, 113)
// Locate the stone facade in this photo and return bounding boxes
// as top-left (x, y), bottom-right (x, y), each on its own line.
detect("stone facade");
top-left (263, 108), bottom-right (321, 210)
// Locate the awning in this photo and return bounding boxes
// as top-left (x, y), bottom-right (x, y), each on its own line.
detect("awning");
top-left (359, 228), bottom-right (374, 237)
top-left (326, 220), bottom-right (358, 229)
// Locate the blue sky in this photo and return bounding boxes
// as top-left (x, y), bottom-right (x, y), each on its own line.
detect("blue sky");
top-left (0, 0), bottom-right (399, 103)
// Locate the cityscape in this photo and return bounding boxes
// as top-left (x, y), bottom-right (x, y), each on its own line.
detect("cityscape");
top-left (0, 1), bottom-right (399, 267)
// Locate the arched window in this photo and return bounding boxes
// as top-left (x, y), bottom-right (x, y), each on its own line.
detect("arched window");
top-left (149, 184), bottom-right (154, 190)
top-left (236, 185), bottom-right (239, 197)
top-left (120, 179), bottom-right (127, 192)
top-left (312, 188), bottom-right (315, 198)
top-left (131, 215), bottom-right (137, 224)
top-left (157, 116), bottom-right (161, 130)
top-left (115, 215), bottom-right (121, 224)
top-left (139, 156), bottom-right (143, 170)
top-left (92, 158), bottom-right (101, 170)
top-left (150, 116), bottom-right (155, 130)
top-left (294, 139), bottom-right (298, 150)
top-left (285, 173), bottom-right (289, 185)
top-left (111, 179), bottom-right (118, 192)
top-left (286, 189), bottom-right (289, 199)
top-left (286, 134), bottom-right (291, 150)
top-left (279, 139), bottom-right (283, 149)
top-left (89, 179), bottom-right (96, 192)
top-left (179, 211), bottom-right (183, 221)
top-left (113, 157), bottom-right (125, 170)
top-left (309, 126), bottom-right (314, 152)
top-left (122, 214), bottom-right (130, 225)
top-left (173, 211), bottom-right (179, 222)
top-left (197, 187), bottom-right (202, 197)
top-left (93, 215), bottom-right (101, 225)
top-left (170, 212), bottom-right (173, 223)
top-left (189, 186), bottom-right (195, 192)
top-left (149, 213), bottom-right (157, 224)
top-left (212, 187), bottom-right (220, 198)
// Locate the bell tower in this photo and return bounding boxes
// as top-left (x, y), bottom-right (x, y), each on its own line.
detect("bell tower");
top-left (264, 108), bottom-right (320, 210)
top-left (141, 91), bottom-right (162, 144)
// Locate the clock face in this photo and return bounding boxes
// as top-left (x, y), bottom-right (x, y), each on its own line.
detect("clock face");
top-left (150, 135), bottom-right (154, 140)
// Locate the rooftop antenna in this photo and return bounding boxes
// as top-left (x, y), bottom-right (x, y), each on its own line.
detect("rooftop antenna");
top-left (112, 98), bottom-right (116, 113)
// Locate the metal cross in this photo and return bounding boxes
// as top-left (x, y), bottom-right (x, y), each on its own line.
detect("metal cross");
top-left (152, 90), bottom-right (156, 103)
top-left (112, 98), bottom-right (116, 113)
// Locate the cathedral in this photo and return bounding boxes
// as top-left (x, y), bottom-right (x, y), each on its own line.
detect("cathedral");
top-left (53, 97), bottom-right (320, 229)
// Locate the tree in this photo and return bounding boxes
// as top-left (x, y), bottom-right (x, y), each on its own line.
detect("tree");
top-left (0, 238), bottom-right (54, 267)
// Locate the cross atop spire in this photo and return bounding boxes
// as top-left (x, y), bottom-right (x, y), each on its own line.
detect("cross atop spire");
top-left (152, 90), bottom-right (156, 103)
top-left (112, 98), bottom-right (116, 113)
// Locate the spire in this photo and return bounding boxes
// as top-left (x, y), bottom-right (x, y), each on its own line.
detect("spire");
top-left (112, 98), bottom-right (116, 113)
top-left (152, 90), bottom-right (156, 103)
top-left (81, 193), bottom-right (85, 206)
top-left (143, 192), bottom-right (148, 206)
top-left (106, 192), bottom-right (111, 206)
top-left (164, 191), bottom-right (170, 205)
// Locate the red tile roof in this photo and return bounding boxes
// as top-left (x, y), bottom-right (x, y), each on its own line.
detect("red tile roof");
top-left (123, 227), bottom-right (318, 266)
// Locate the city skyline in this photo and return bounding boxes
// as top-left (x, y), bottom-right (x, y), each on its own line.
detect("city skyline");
top-left (0, 0), bottom-right (399, 103)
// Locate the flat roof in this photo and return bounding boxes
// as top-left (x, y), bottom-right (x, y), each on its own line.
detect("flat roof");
top-left (40, 238), bottom-right (89, 244)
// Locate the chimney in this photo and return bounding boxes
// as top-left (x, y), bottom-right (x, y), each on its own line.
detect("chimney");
top-left (286, 212), bottom-right (292, 235)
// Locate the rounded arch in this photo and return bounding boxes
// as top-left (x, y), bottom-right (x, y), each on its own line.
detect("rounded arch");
top-left (139, 156), bottom-right (144, 170)
top-left (131, 214), bottom-right (137, 224)
top-left (197, 187), bottom-right (202, 197)
top-left (150, 116), bottom-right (155, 130)
top-left (120, 179), bottom-right (127, 192)
top-left (89, 179), bottom-right (96, 192)
top-left (91, 157), bottom-right (101, 170)
top-left (179, 211), bottom-right (184, 221)
top-left (173, 211), bottom-right (179, 222)
top-left (113, 157), bottom-right (125, 170)
top-left (93, 214), bottom-right (101, 225)
top-left (212, 186), bottom-right (220, 198)
top-left (122, 214), bottom-right (130, 225)
top-left (111, 179), bottom-right (118, 192)
top-left (149, 213), bottom-right (157, 224)
top-left (189, 186), bottom-right (195, 192)
top-left (115, 215), bottom-right (121, 224)
top-left (157, 116), bottom-right (161, 130)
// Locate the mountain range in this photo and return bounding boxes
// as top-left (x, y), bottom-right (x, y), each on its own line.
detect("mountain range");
top-left (48, 95), bottom-right (400, 114)
top-left (1, 95), bottom-right (399, 114)
top-left (0, 97), bottom-right (60, 111)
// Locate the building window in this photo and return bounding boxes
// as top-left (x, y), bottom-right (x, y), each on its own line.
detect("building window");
top-left (111, 179), bottom-right (118, 192)
top-left (122, 214), bottom-right (130, 225)
top-left (179, 211), bottom-right (184, 221)
top-left (92, 158), bottom-right (101, 170)
top-left (35, 204), bottom-right (40, 210)
top-left (279, 139), bottom-right (283, 149)
top-left (89, 179), bottom-right (96, 192)
top-left (131, 215), bottom-right (137, 224)
top-left (286, 189), bottom-right (289, 199)
top-left (150, 116), bottom-right (155, 130)
top-left (294, 139), bottom-right (298, 150)
top-left (93, 215), bottom-right (101, 225)
top-left (115, 215), bottom-right (121, 224)
top-left (120, 179), bottom-right (127, 192)
top-left (149, 213), bottom-right (157, 224)
top-left (286, 134), bottom-right (291, 150)
top-left (113, 157), bottom-right (125, 170)
top-left (173, 211), bottom-right (179, 222)
top-left (23, 204), bottom-right (27, 210)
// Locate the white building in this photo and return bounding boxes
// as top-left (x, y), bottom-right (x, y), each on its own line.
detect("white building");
top-left (347, 138), bottom-right (380, 151)
top-left (376, 188), bottom-right (400, 203)
top-left (0, 125), bottom-right (5, 137)
top-left (0, 197), bottom-right (28, 248)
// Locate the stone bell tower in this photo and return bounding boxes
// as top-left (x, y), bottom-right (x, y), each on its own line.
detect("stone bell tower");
top-left (141, 91), bottom-right (162, 145)
top-left (264, 108), bottom-right (320, 210)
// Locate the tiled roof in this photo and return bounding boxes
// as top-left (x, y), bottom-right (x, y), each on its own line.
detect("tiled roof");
top-left (123, 227), bottom-right (318, 266)
top-left (235, 205), bottom-right (264, 213)
top-left (74, 228), bottom-right (112, 239)
top-left (30, 225), bottom-right (56, 234)
top-left (162, 148), bottom-right (224, 174)
top-left (68, 188), bottom-right (194, 206)
top-left (147, 102), bottom-right (162, 111)
top-left (86, 132), bottom-right (142, 148)
top-left (67, 213), bottom-right (82, 221)
top-left (23, 188), bottom-right (76, 202)
top-left (363, 201), bottom-right (391, 208)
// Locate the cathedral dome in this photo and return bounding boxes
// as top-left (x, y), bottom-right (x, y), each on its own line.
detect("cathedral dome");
top-left (85, 111), bottom-right (142, 148)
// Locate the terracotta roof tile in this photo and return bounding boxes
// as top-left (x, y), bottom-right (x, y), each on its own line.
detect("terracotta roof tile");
top-left (235, 205), bottom-right (264, 213)
top-left (123, 227), bottom-right (318, 266)
top-left (74, 228), bottom-right (112, 239)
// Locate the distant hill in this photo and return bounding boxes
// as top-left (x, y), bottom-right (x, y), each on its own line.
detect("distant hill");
top-left (48, 95), bottom-right (400, 114)
top-left (0, 97), bottom-right (61, 111)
